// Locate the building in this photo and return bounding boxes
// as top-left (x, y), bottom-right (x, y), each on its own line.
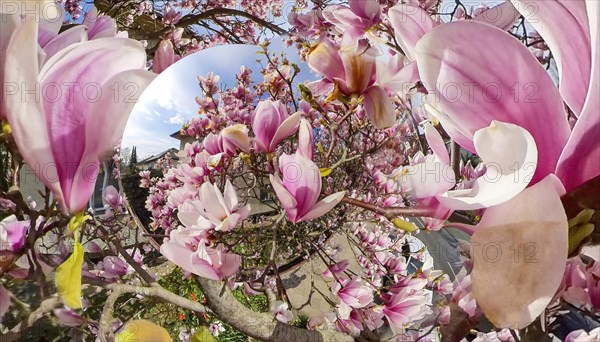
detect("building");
top-left (136, 148), bottom-right (180, 170)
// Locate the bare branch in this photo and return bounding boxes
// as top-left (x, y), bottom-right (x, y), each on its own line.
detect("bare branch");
top-left (196, 276), bottom-right (354, 342)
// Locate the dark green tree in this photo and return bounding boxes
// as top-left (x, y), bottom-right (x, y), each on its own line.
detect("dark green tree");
top-left (129, 146), bottom-right (138, 171)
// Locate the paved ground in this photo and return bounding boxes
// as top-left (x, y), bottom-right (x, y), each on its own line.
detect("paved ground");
top-left (280, 227), bottom-right (466, 317)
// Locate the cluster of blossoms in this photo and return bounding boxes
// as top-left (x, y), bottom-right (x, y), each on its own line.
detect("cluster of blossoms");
top-left (560, 257), bottom-right (600, 310)
top-left (0, 0), bottom-right (598, 341)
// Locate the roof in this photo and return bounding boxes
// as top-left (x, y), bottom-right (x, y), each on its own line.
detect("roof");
top-left (170, 130), bottom-right (184, 139)
top-left (137, 148), bottom-right (180, 164)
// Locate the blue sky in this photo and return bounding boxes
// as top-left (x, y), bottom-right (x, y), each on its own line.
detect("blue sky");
top-left (122, 37), bottom-right (317, 158)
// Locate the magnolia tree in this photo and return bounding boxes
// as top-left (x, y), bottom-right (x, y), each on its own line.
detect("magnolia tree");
top-left (0, 0), bottom-right (599, 341)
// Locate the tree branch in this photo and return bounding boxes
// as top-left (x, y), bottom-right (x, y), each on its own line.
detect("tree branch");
top-left (1, 298), bottom-right (60, 342)
top-left (97, 282), bottom-right (207, 341)
top-left (148, 8), bottom-right (286, 39)
top-left (195, 276), bottom-right (354, 342)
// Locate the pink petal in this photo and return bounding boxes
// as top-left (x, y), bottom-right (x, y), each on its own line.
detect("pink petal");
top-left (363, 85), bottom-right (396, 129)
top-left (189, 252), bottom-right (221, 280)
top-left (152, 39), bottom-right (175, 74)
top-left (252, 100), bottom-right (282, 152)
top-left (299, 191), bottom-right (346, 222)
top-left (42, 25), bottom-right (88, 60)
top-left (471, 174), bottom-right (568, 328)
top-left (378, 60), bottom-right (419, 95)
top-left (279, 153), bottom-right (322, 220)
top-left (305, 79), bottom-right (334, 97)
top-left (269, 174), bottom-right (298, 212)
top-left (298, 118), bottom-right (314, 160)
top-left (397, 155), bottom-right (455, 199)
top-left (415, 21), bottom-right (570, 184)
top-left (437, 121), bottom-right (537, 210)
top-left (1, 216), bottom-right (29, 251)
top-left (160, 241), bottom-right (195, 274)
top-left (270, 111), bottom-right (301, 151)
top-left (555, 0), bottom-right (600, 192)
top-left (177, 205), bottom-right (203, 228)
top-left (53, 307), bottom-right (86, 327)
top-left (511, 0), bottom-right (591, 115)
top-left (339, 48), bottom-right (375, 95)
top-left (388, 4), bottom-right (436, 60)
top-left (424, 123), bottom-right (449, 164)
top-left (198, 182), bottom-right (227, 220)
top-left (213, 250), bottom-right (242, 278)
top-left (223, 179), bottom-right (239, 211)
top-left (221, 124), bottom-right (251, 154)
top-left (307, 37), bottom-right (344, 81)
top-left (84, 7), bottom-right (118, 39)
top-left (72, 71), bottom-right (153, 212)
top-left (473, 1), bottom-right (520, 31)
top-left (349, 0), bottom-right (381, 21)
top-left (424, 102), bottom-right (475, 152)
top-left (4, 17), bottom-right (64, 203)
top-left (37, 37), bottom-right (147, 211)
top-left (38, 5), bottom-right (64, 45)
top-left (326, 6), bottom-right (362, 29)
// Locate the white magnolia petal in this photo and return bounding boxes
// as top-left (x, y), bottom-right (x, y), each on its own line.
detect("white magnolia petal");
top-left (437, 121), bottom-right (537, 210)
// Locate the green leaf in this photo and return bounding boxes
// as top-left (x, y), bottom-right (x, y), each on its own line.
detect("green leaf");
top-left (55, 241), bottom-right (84, 309)
top-left (190, 326), bottom-right (215, 342)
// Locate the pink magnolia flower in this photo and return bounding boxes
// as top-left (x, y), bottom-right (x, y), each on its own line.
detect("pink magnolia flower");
top-left (102, 185), bottom-right (123, 209)
top-left (382, 287), bottom-right (430, 334)
top-left (203, 133), bottom-right (223, 155)
top-left (411, 6), bottom-right (599, 326)
top-left (451, 274), bottom-right (478, 318)
top-left (3, 15), bottom-right (155, 213)
top-left (221, 124), bottom-right (251, 156)
top-left (472, 329), bottom-right (516, 342)
top-left (322, 0), bottom-right (382, 42)
top-left (389, 2), bottom-right (519, 61)
top-left (162, 3), bottom-right (182, 25)
top-left (322, 259), bottom-right (349, 279)
top-left (176, 150), bottom-right (210, 185)
top-left (587, 262), bottom-right (600, 309)
top-left (306, 37), bottom-right (396, 129)
top-left (160, 236), bottom-right (241, 280)
top-left (559, 258), bottom-right (590, 307)
top-left (53, 307), bottom-right (86, 326)
top-left (152, 39), bottom-right (180, 73)
top-left (251, 100), bottom-right (300, 153)
top-left (415, 14), bottom-right (598, 192)
top-left (270, 151), bottom-right (345, 223)
top-left (99, 256), bottom-right (129, 279)
top-left (0, 215), bottom-right (29, 252)
top-left (83, 6), bottom-right (120, 39)
top-left (271, 301), bottom-right (294, 323)
top-left (297, 118), bottom-right (314, 160)
top-left (177, 179), bottom-right (250, 232)
top-left (332, 278), bottom-right (374, 310)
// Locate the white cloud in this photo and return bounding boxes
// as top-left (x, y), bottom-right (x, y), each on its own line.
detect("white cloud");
top-left (168, 114), bottom-right (185, 125)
